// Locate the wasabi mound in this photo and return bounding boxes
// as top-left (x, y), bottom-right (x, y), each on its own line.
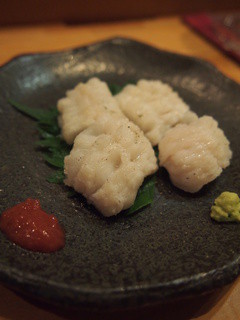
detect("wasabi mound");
top-left (211, 192), bottom-right (240, 222)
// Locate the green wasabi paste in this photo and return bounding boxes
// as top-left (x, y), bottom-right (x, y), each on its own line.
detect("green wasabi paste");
top-left (211, 192), bottom-right (240, 222)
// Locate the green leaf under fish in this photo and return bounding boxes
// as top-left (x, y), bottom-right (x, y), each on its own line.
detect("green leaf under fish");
top-left (47, 170), bottom-right (65, 184)
top-left (126, 174), bottom-right (156, 215)
top-left (9, 82), bottom-right (157, 214)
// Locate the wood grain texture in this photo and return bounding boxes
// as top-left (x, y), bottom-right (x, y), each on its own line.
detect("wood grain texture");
top-left (0, 16), bottom-right (240, 320)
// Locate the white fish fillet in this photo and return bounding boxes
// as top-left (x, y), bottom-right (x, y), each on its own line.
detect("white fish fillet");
top-left (159, 116), bottom-right (232, 193)
top-left (64, 116), bottom-right (158, 216)
top-left (116, 79), bottom-right (197, 146)
top-left (57, 78), bottom-right (122, 144)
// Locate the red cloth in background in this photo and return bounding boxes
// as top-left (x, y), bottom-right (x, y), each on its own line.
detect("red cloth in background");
top-left (183, 12), bottom-right (240, 63)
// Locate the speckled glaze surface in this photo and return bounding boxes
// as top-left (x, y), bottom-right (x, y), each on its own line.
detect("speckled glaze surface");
top-left (0, 38), bottom-right (240, 309)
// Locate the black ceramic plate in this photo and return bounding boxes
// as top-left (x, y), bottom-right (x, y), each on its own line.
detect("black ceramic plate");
top-left (0, 38), bottom-right (240, 309)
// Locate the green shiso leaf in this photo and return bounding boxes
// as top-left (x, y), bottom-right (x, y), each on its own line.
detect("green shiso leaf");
top-left (10, 81), bottom-right (157, 214)
top-left (43, 153), bottom-right (65, 168)
top-left (127, 174), bottom-right (156, 214)
top-left (108, 82), bottom-right (135, 96)
top-left (154, 146), bottom-right (159, 159)
top-left (47, 170), bottom-right (65, 184)
top-left (108, 84), bottom-right (123, 95)
top-left (9, 100), bottom-right (58, 123)
top-left (36, 136), bottom-right (63, 149)
top-left (37, 127), bottom-right (55, 139)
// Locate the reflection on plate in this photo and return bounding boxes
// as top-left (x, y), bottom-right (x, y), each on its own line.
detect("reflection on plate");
top-left (0, 38), bottom-right (240, 309)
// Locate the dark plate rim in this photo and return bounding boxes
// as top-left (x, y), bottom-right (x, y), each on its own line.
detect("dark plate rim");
top-left (0, 256), bottom-right (240, 308)
top-left (1, 36), bottom-right (239, 87)
top-left (1, 37), bottom-right (240, 308)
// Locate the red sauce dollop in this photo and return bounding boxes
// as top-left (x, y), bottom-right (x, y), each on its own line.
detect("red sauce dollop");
top-left (0, 198), bottom-right (65, 253)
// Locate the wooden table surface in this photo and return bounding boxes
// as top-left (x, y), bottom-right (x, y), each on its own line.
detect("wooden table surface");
top-left (0, 16), bottom-right (240, 320)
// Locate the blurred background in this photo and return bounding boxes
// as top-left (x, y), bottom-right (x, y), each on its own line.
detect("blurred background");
top-left (0, 0), bottom-right (240, 25)
top-left (0, 1), bottom-right (240, 320)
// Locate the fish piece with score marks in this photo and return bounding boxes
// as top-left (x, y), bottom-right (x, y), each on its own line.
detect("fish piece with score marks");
top-left (115, 79), bottom-right (197, 146)
top-left (64, 116), bottom-right (158, 216)
top-left (158, 116), bottom-right (232, 193)
top-left (57, 78), bottom-right (123, 144)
